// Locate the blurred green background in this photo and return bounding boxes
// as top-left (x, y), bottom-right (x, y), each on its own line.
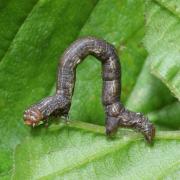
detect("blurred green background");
top-left (0, 0), bottom-right (179, 179)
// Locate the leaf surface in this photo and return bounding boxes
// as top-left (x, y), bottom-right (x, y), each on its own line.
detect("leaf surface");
top-left (0, 0), bottom-right (38, 60)
top-left (12, 122), bottom-right (180, 180)
top-left (144, 0), bottom-right (180, 100)
top-left (0, 0), bottom-right (179, 179)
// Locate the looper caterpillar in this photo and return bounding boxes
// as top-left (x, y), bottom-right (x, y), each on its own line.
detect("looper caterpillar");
top-left (24, 37), bottom-right (155, 143)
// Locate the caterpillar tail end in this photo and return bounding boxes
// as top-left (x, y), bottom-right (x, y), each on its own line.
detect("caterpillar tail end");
top-left (132, 112), bottom-right (156, 144)
top-left (118, 110), bottom-right (156, 143)
top-left (105, 110), bottom-right (155, 143)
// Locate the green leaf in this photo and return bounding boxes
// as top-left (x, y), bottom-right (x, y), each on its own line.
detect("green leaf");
top-left (0, 0), bottom-right (180, 179)
top-left (12, 122), bottom-right (180, 179)
top-left (148, 101), bottom-right (180, 129)
top-left (0, 0), bottom-right (98, 176)
top-left (126, 0), bottom-right (180, 129)
top-left (126, 59), bottom-right (176, 113)
top-left (144, 0), bottom-right (180, 100)
top-left (155, 0), bottom-right (180, 18)
top-left (0, 0), bottom-right (38, 60)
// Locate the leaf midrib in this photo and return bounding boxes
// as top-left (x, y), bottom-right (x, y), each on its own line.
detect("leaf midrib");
top-left (34, 120), bottom-right (180, 179)
top-left (154, 0), bottom-right (180, 19)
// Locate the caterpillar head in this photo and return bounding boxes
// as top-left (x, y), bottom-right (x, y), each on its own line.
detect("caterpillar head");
top-left (24, 107), bottom-right (43, 127)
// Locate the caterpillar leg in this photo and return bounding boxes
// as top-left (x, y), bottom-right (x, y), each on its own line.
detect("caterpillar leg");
top-left (50, 108), bottom-right (70, 121)
top-left (24, 95), bottom-right (70, 127)
top-left (105, 116), bottom-right (119, 135)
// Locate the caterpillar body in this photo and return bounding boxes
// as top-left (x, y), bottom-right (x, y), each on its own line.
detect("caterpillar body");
top-left (24, 37), bottom-right (155, 143)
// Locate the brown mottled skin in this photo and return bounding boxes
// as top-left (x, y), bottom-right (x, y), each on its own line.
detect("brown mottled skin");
top-left (24, 37), bottom-right (155, 143)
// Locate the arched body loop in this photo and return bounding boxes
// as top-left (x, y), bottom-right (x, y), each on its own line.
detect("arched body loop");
top-left (24, 37), bottom-right (155, 143)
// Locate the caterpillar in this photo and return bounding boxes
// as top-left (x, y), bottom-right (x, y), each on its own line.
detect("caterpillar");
top-left (24, 37), bottom-right (155, 143)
